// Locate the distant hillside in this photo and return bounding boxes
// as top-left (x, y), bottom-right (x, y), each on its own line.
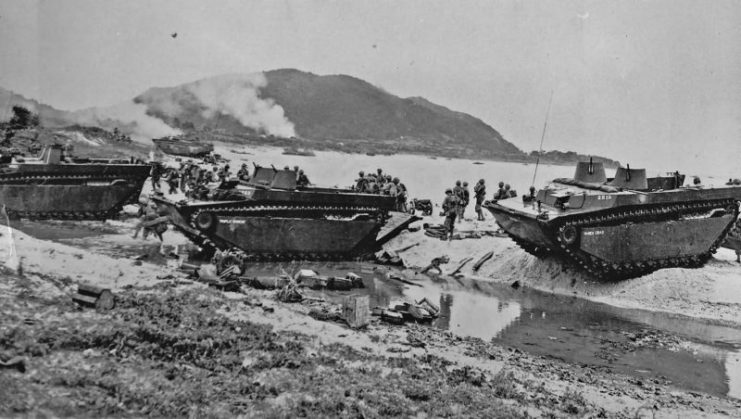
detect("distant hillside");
top-left (133, 69), bottom-right (525, 160)
top-left (1, 70), bottom-right (621, 166)
top-left (260, 69), bottom-right (524, 158)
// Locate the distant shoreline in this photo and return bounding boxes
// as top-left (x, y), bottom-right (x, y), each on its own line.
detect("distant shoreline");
top-left (205, 134), bottom-right (622, 169)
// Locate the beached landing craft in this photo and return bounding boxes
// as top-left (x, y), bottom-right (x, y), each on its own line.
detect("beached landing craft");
top-left (0, 145), bottom-right (150, 220)
top-left (484, 160), bottom-right (741, 279)
top-left (152, 136), bottom-right (214, 158)
top-left (154, 166), bottom-right (417, 262)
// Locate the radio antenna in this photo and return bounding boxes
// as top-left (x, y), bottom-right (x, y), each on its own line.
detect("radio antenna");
top-left (531, 90), bottom-right (555, 187)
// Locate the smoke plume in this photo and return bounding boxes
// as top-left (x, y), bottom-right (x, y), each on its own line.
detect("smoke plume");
top-left (140, 72), bottom-right (296, 138)
top-left (69, 101), bottom-right (181, 142)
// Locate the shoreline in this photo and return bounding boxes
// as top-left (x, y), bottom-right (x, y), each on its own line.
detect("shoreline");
top-left (382, 215), bottom-right (741, 329)
top-left (2, 216), bottom-right (741, 415)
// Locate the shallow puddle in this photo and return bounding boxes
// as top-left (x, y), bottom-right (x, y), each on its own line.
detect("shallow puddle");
top-left (250, 261), bottom-right (741, 400)
top-left (402, 276), bottom-right (741, 400)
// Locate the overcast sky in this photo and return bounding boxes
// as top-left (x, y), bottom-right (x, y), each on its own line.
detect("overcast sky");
top-left (1, 0), bottom-right (740, 174)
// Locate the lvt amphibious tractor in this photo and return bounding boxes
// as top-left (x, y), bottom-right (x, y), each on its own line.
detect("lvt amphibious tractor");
top-left (154, 166), bottom-right (416, 261)
top-left (0, 145), bottom-right (150, 220)
top-left (484, 160), bottom-right (741, 279)
top-left (152, 136), bottom-right (214, 158)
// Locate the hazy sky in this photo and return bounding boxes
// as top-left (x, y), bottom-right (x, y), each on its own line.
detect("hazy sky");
top-left (1, 0), bottom-right (740, 174)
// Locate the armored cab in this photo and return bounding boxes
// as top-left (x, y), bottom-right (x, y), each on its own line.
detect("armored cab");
top-left (484, 160), bottom-right (741, 279)
top-left (152, 136), bottom-right (214, 157)
top-left (0, 145), bottom-right (150, 220)
top-left (153, 165), bottom-right (417, 261)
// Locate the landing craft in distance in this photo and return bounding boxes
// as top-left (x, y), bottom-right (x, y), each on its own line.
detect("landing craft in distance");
top-left (171, 32), bottom-right (177, 38)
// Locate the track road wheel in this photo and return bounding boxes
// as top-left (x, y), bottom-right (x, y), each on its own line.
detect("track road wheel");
top-left (195, 211), bottom-right (217, 232)
top-left (559, 224), bottom-right (579, 246)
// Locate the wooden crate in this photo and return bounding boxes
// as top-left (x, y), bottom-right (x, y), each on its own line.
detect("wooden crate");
top-left (343, 295), bottom-right (370, 329)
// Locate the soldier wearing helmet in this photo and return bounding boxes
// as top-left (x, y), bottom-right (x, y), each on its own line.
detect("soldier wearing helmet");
top-left (297, 169), bottom-right (310, 189)
top-left (355, 171), bottom-right (367, 191)
top-left (494, 181), bottom-right (507, 200)
top-left (474, 179), bottom-right (487, 220)
top-left (442, 188), bottom-right (459, 240)
top-left (523, 186), bottom-right (537, 203)
top-left (457, 181), bottom-right (470, 222)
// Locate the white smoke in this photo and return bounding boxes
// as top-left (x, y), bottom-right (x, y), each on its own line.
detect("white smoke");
top-left (150, 72), bottom-right (296, 138)
top-left (188, 73), bottom-right (295, 137)
top-left (0, 88), bottom-right (39, 121)
top-left (69, 101), bottom-right (181, 142)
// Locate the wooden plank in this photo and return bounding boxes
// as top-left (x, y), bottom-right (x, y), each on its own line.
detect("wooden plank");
top-left (472, 251), bottom-right (494, 272)
top-left (448, 257), bottom-right (473, 276)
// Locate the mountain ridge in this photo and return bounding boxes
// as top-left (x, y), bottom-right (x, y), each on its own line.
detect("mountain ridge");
top-left (1, 70), bottom-right (619, 167)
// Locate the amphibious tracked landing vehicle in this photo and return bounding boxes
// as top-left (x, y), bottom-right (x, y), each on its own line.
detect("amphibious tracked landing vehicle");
top-left (0, 145), bottom-right (150, 220)
top-left (484, 160), bottom-right (741, 279)
top-left (153, 165), bottom-right (417, 261)
top-left (152, 136), bottom-right (214, 158)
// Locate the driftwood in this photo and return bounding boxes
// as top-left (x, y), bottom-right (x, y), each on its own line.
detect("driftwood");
top-left (393, 242), bottom-right (420, 253)
top-left (389, 274), bottom-right (422, 287)
top-left (448, 257), bottom-right (473, 276)
top-left (472, 251), bottom-right (494, 272)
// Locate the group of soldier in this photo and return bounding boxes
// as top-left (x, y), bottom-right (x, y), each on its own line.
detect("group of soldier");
top-left (353, 168), bottom-right (408, 212)
top-left (439, 179), bottom-right (520, 239)
top-left (281, 165), bottom-right (311, 188)
top-left (149, 159), bottom-right (237, 198)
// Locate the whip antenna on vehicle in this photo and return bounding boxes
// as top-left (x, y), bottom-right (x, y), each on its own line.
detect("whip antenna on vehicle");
top-left (531, 90), bottom-right (555, 187)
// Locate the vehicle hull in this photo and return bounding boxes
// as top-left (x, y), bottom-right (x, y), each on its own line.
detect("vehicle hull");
top-left (485, 186), bottom-right (741, 279)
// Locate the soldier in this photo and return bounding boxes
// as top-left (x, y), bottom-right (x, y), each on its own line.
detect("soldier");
top-left (297, 169), bottom-right (310, 188)
top-left (394, 178), bottom-right (408, 212)
top-left (382, 176), bottom-right (394, 195)
top-left (166, 169), bottom-right (179, 194)
top-left (387, 178), bottom-right (399, 199)
top-left (442, 188), bottom-right (458, 240)
top-left (504, 184), bottom-right (514, 198)
top-left (150, 162), bottom-right (163, 191)
top-left (355, 171), bottom-right (367, 192)
top-left (460, 181), bottom-right (470, 223)
top-left (237, 163), bottom-right (251, 181)
top-left (494, 181), bottom-right (507, 200)
top-left (453, 180), bottom-right (464, 221)
top-left (132, 201), bottom-right (166, 241)
top-left (522, 186), bottom-right (537, 203)
top-left (179, 161), bottom-right (189, 191)
top-left (474, 179), bottom-right (486, 221)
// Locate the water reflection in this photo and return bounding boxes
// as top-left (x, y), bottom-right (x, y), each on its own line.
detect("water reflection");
top-left (726, 350), bottom-right (741, 399)
top-left (394, 276), bottom-right (741, 400)
top-left (241, 261), bottom-right (741, 400)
